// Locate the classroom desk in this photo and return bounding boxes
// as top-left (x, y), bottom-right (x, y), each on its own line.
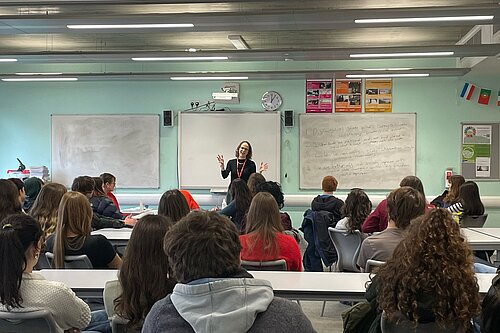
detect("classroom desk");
top-left (468, 228), bottom-right (500, 240)
top-left (461, 228), bottom-right (500, 251)
top-left (91, 228), bottom-right (132, 247)
top-left (37, 270), bottom-right (495, 301)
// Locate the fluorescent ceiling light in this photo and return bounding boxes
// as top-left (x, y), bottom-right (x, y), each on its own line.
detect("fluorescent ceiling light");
top-left (15, 72), bottom-right (63, 75)
top-left (132, 56), bottom-right (228, 61)
top-left (2, 78), bottom-right (78, 82)
top-left (170, 76), bottom-right (248, 81)
top-left (362, 68), bottom-right (413, 71)
top-left (350, 51), bottom-right (454, 58)
top-left (0, 58), bottom-right (18, 62)
top-left (346, 74), bottom-right (429, 78)
top-left (355, 15), bottom-right (493, 23)
top-left (67, 23), bottom-right (194, 29)
top-left (228, 35), bottom-right (250, 50)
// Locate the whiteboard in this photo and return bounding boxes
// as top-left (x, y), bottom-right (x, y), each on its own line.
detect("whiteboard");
top-left (179, 112), bottom-right (281, 190)
top-left (51, 115), bottom-right (160, 188)
top-left (300, 113), bottom-right (416, 190)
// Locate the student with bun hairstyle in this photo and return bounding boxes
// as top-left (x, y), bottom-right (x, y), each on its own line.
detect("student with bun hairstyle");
top-left (45, 191), bottom-right (122, 269)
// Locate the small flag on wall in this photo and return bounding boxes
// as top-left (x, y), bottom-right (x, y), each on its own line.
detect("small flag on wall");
top-left (498, 91), bottom-right (500, 107)
top-left (478, 88), bottom-right (491, 105)
top-left (460, 82), bottom-right (475, 100)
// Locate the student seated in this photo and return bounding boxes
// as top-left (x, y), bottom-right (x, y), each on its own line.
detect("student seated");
top-left (29, 183), bottom-right (67, 242)
top-left (158, 189), bottom-right (190, 223)
top-left (7, 178), bottom-right (25, 206)
top-left (369, 209), bottom-right (480, 332)
top-left (0, 214), bottom-right (111, 333)
top-left (90, 177), bottom-right (123, 220)
top-left (357, 186), bottom-right (425, 271)
top-left (219, 178), bottom-right (252, 231)
top-left (142, 210), bottom-right (316, 333)
top-left (45, 192), bottom-right (122, 269)
top-left (100, 172), bottom-right (121, 212)
top-left (23, 177), bottom-right (44, 212)
top-left (335, 188), bottom-right (371, 232)
top-left (311, 175), bottom-right (343, 223)
top-left (0, 179), bottom-right (23, 221)
top-left (482, 273), bottom-right (500, 333)
top-left (431, 174), bottom-right (465, 208)
top-left (247, 172), bottom-right (266, 196)
top-left (104, 215), bottom-right (176, 331)
top-left (179, 190), bottom-right (200, 210)
top-left (240, 192), bottom-right (302, 271)
top-left (253, 180), bottom-right (292, 231)
top-left (447, 181), bottom-right (485, 219)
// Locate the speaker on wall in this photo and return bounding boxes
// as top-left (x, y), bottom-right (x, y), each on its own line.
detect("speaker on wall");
top-left (284, 110), bottom-right (294, 127)
top-left (163, 110), bottom-right (173, 127)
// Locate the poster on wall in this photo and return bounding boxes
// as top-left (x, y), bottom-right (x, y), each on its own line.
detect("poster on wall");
top-left (335, 79), bottom-right (362, 112)
top-left (365, 79), bottom-right (393, 112)
top-left (306, 79), bottom-right (333, 113)
top-left (461, 125), bottom-right (492, 178)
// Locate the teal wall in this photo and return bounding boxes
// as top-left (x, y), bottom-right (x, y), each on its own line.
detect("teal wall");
top-left (1, 74), bottom-right (499, 225)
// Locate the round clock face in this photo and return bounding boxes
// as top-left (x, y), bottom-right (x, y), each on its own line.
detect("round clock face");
top-left (261, 91), bottom-right (283, 111)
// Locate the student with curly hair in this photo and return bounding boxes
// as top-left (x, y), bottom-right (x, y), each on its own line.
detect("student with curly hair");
top-left (335, 188), bottom-right (372, 232)
top-left (373, 208), bottom-right (480, 332)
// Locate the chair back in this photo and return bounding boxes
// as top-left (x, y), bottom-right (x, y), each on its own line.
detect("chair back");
top-left (460, 214), bottom-right (488, 228)
top-left (381, 311), bottom-right (462, 333)
top-left (365, 259), bottom-right (386, 273)
top-left (45, 252), bottom-right (93, 269)
top-left (0, 309), bottom-right (59, 333)
top-left (328, 227), bottom-right (363, 272)
top-left (111, 316), bottom-right (141, 333)
top-left (241, 259), bottom-right (287, 271)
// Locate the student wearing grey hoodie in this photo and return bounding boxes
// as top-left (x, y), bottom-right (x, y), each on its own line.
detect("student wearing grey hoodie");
top-left (142, 210), bottom-right (316, 333)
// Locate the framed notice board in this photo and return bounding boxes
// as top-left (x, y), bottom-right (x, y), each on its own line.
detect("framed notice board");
top-left (460, 122), bottom-right (500, 180)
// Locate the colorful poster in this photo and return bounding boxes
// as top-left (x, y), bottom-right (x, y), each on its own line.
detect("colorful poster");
top-left (365, 79), bottom-right (393, 112)
top-left (335, 79), bottom-right (362, 112)
top-left (476, 157), bottom-right (491, 177)
top-left (462, 124), bottom-right (492, 164)
top-left (462, 125), bottom-right (492, 144)
top-left (306, 80), bottom-right (333, 113)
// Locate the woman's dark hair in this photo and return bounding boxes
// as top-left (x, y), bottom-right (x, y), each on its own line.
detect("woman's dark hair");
top-left (29, 183), bottom-right (67, 242)
top-left (0, 214), bottom-right (42, 309)
top-left (459, 181), bottom-right (484, 216)
top-left (92, 177), bottom-right (106, 197)
top-left (100, 172), bottom-right (116, 185)
top-left (255, 181), bottom-right (285, 209)
top-left (115, 215), bottom-right (176, 330)
top-left (399, 175), bottom-right (426, 198)
top-left (387, 186), bottom-right (425, 229)
top-left (444, 175), bottom-right (465, 204)
top-left (0, 179), bottom-right (23, 221)
top-left (342, 188), bottom-right (372, 232)
top-left (158, 189), bottom-right (190, 222)
top-left (71, 176), bottom-right (95, 196)
top-left (8, 178), bottom-right (24, 191)
top-left (230, 179), bottom-right (253, 215)
top-left (247, 173), bottom-right (266, 196)
top-left (482, 275), bottom-right (500, 333)
top-left (234, 140), bottom-right (253, 159)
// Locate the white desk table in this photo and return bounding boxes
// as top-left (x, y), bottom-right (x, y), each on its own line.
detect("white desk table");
top-left (37, 270), bottom-right (495, 301)
top-left (91, 228), bottom-right (132, 246)
top-left (461, 228), bottom-right (500, 251)
top-left (468, 228), bottom-right (500, 240)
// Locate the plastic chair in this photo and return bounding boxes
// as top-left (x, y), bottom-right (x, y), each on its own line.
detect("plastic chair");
top-left (0, 309), bottom-right (60, 333)
top-left (241, 259), bottom-right (287, 271)
top-left (111, 316), bottom-right (141, 333)
top-left (381, 311), bottom-right (461, 333)
top-left (460, 214), bottom-right (488, 228)
top-left (328, 228), bottom-right (363, 272)
top-left (45, 252), bottom-right (93, 269)
top-left (365, 259), bottom-right (386, 273)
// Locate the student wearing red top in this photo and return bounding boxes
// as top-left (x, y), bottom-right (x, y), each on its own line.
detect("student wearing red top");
top-left (240, 192), bottom-right (301, 271)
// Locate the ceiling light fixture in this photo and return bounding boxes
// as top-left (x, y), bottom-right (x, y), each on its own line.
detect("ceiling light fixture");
top-left (355, 16), bottom-right (494, 24)
top-left (346, 74), bottom-right (429, 78)
top-left (0, 59), bottom-right (18, 62)
top-left (2, 78), bottom-right (78, 82)
top-left (228, 35), bottom-right (250, 50)
top-left (15, 72), bottom-right (63, 75)
top-left (350, 51), bottom-right (454, 58)
top-left (132, 56), bottom-right (228, 61)
top-left (67, 23), bottom-right (194, 29)
top-left (170, 76), bottom-right (249, 81)
top-left (362, 68), bottom-right (413, 71)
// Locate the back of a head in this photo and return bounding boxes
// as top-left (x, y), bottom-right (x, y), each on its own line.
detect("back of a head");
top-left (482, 275), bottom-right (500, 333)
top-left (71, 176), bottom-right (95, 196)
top-left (459, 181), bottom-right (484, 216)
top-left (230, 179), bottom-right (253, 213)
top-left (255, 181), bottom-right (285, 209)
top-left (247, 173), bottom-right (266, 196)
top-left (0, 214), bottom-right (42, 309)
top-left (29, 183), bottom-right (67, 238)
top-left (322, 175), bottom-right (338, 193)
top-left (377, 208), bottom-right (479, 330)
top-left (387, 186), bottom-right (425, 229)
top-left (24, 177), bottom-right (44, 199)
top-left (8, 178), bottom-right (24, 192)
top-left (342, 188), bottom-right (372, 231)
top-left (0, 179), bottom-right (22, 221)
top-left (399, 175), bottom-right (425, 197)
top-left (164, 210), bottom-right (241, 284)
top-left (246, 192), bottom-right (282, 234)
top-left (444, 175), bottom-right (465, 203)
top-left (158, 189), bottom-right (190, 222)
top-left (117, 215), bottom-right (176, 328)
top-left (100, 172), bottom-right (116, 185)
top-left (92, 177), bottom-right (106, 196)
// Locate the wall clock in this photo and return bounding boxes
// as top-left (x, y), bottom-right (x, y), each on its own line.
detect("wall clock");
top-left (261, 91), bottom-right (283, 111)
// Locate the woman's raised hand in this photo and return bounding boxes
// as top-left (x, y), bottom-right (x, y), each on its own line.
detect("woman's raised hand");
top-left (217, 154), bottom-right (225, 169)
top-left (259, 162), bottom-right (269, 173)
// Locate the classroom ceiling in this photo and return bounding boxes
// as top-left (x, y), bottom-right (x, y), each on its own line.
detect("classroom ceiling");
top-left (0, 0), bottom-right (498, 79)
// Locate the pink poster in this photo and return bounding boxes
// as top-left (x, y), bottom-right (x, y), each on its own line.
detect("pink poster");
top-left (306, 80), bottom-right (333, 113)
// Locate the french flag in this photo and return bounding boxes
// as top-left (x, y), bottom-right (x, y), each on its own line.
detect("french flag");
top-left (460, 82), bottom-right (475, 100)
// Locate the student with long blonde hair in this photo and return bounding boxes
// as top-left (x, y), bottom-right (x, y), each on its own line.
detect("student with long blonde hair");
top-left (29, 182), bottom-right (67, 241)
top-left (45, 191), bottom-right (121, 269)
top-left (240, 192), bottom-right (301, 271)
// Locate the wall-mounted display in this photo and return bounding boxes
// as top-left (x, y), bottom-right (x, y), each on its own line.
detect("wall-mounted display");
top-left (335, 79), bottom-right (362, 112)
top-left (305, 80), bottom-right (333, 113)
top-left (365, 79), bottom-right (393, 112)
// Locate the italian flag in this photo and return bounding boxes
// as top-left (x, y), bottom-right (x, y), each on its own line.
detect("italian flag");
top-left (478, 88), bottom-right (491, 105)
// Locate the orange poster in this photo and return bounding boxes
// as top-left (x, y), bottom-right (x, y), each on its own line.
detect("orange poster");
top-left (365, 79), bottom-right (393, 112)
top-left (335, 79), bottom-right (362, 112)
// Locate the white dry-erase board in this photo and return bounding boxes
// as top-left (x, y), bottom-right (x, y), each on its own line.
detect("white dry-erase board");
top-left (300, 113), bottom-right (416, 190)
top-left (51, 114), bottom-right (160, 188)
top-left (179, 112), bottom-right (281, 190)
